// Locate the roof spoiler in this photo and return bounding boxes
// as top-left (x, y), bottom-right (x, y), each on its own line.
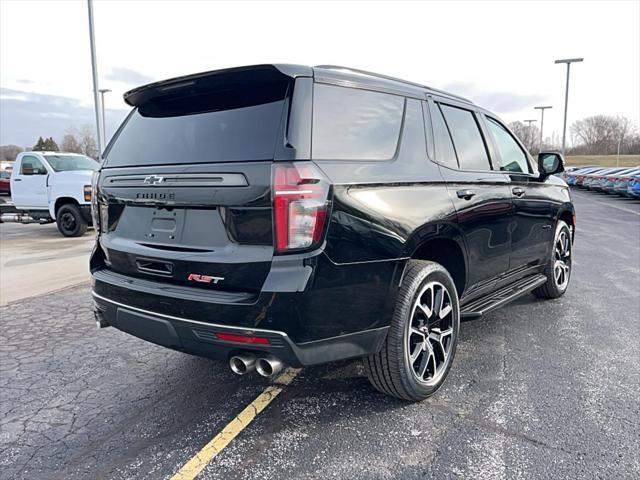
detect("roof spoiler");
top-left (123, 64), bottom-right (312, 107)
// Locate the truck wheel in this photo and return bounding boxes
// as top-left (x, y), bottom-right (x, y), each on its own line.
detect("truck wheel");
top-left (533, 220), bottom-right (572, 299)
top-left (364, 260), bottom-right (460, 401)
top-left (56, 204), bottom-right (88, 237)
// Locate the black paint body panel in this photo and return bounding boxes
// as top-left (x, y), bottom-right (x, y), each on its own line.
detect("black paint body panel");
top-left (91, 64), bottom-right (575, 364)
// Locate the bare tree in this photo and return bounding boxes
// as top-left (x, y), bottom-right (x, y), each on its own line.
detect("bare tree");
top-left (570, 115), bottom-right (636, 154)
top-left (79, 125), bottom-right (99, 159)
top-left (544, 131), bottom-right (562, 152)
top-left (0, 145), bottom-right (24, 162)
top-left (508, 121), bottom-right (539, 153)
top-left (60, 132), bottom-right (83, 154)
top-left (62, 125), bottom-right (99, 158)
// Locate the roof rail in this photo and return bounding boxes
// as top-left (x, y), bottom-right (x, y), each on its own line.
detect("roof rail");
top-left (314, 65), bottom-right (473, 103)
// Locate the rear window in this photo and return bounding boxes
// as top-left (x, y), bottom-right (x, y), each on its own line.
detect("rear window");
top-left (312, 84), bottom-right (404, 161)
top-left (103, 85), bottom-right (288, 167)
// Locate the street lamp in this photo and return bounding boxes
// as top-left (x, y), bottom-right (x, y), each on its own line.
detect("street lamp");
top-left (534, 106), bottom-right (552, 152)
top-left (86, 0), bottom-right (102, 159)
top-left (524, 120), bottom-right (537, 152)
top-left (555, 57), bottom-right (583, 154)
top-left (99, 88), bottom-right (111, 147)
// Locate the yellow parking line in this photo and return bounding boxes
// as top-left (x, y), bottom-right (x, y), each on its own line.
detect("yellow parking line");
top-left (171, 368), bottom-right (301, 480)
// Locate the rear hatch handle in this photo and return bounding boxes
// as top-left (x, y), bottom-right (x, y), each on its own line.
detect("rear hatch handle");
top-left (135, 258), bottom-right (174, 277)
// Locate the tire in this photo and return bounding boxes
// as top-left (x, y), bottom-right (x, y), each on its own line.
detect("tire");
top-left (533, 220), bottom-right (572, 299)
top-left (364, 260), bottom-right (460, 401)
top-left (56, 203), bottom-right (88, 237)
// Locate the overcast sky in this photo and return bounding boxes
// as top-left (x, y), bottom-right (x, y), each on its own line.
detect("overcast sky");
top-left (1, 0), bottom-right (639, 149)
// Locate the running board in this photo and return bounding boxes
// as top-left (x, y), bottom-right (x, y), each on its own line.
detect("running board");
top-left (460, 274), bottom-right (547, 320)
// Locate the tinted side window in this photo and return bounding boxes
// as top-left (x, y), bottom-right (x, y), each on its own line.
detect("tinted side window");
top-left (430, 103), bottom-right (458, 168)
top-left (486, 117), bottom-right (531, 173)
top-left (21, 156), bottom-right (47, 175)
top-left (312, 84), bottom-right (404, 160)
top-left (440, 104), bottom-right (491, 171)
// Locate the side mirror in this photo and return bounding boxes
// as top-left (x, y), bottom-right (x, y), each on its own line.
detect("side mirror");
top-left (538, 152), bottom-right (565, 179)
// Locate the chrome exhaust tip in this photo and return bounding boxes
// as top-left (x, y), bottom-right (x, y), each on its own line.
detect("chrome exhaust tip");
top-left (256, 355), bottom-right (283, 378)
top-left (229, 353), bottom-right (257, 375)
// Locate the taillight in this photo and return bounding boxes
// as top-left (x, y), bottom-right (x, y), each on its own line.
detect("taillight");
top-left (273, 162), bottom-right (330, 253)
top-left (91, 171), bottom-right (100, 233)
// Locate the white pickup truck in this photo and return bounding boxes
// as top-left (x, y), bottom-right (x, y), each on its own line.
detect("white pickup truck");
top-left (0, 151), bottom-right (98, 236)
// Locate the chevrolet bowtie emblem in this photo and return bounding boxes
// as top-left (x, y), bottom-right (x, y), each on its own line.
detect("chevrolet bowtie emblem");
top-left (143, 175), bottom-right (165, 185)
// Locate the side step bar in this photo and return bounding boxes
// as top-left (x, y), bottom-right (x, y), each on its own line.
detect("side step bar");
top-left (460, 274), bottom-right (547, 320)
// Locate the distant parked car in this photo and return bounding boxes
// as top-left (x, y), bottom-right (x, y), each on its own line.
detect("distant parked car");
top-left (4, 152), bottom-right (98, 236)
top-left (0, 170), bottom-right (10, 195)
top-left (590, 167), bottom-right (638, 192)
top-left (565, 167), bottom-right (597, 186)
top-left (628, 176), bottom-right (640, 198)
top-left (571, 167), bottom-right (607, 187)
top-left (603, 168), bottom-right (640, 195)
top-left (612, 170), bottom-right (640, 196)
top-left (577, 168), bottom-right (607, 188)
top-left (561, 165), bottom-right (594, 182)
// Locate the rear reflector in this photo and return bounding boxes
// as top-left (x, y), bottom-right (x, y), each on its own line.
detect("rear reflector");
top-left (215, 333), bottom-right (270, 345)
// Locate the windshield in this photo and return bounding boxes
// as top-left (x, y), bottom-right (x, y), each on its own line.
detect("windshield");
top-left (44, 155), bottom-right (99, 172)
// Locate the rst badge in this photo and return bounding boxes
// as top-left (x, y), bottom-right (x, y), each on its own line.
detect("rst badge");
top-left (187, 273), bottom-right (224, 284)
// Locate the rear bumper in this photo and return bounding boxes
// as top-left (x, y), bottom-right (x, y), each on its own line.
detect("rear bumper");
top-left (92, 291), bottom-right (388, 367)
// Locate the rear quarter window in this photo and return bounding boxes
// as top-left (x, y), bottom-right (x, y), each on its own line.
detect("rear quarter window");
top-left (312, 84), bottom-right (404, 161)
top-left (440, 104), bottom-right (491, 171)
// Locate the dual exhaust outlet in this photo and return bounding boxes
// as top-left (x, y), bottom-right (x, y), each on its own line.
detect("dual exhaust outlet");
top-left (229, 353), bottom-right (283, 378)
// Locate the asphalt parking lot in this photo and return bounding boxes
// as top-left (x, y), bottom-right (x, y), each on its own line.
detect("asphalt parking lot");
top-left (0, 221), bottom-right (94, 305)
top-left (1, 190), bottom-right (639, 480)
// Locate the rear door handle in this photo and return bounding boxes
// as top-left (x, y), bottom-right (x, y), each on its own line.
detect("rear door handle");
top-left (456, 189), bottom-right (476, 200)
top-left (512, 187), bottom-right (526, 197)
top-left (14, 178), bottom-right (21, 181)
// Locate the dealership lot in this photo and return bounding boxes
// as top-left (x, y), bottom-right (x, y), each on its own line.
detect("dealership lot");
top-left (0, 221), bottom-right (93, 305)
top-left (1, 191), bottom-right (639, 480)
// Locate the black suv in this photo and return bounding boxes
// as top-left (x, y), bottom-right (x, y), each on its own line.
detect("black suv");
top-left (91, 65), bottom-right (574, 401)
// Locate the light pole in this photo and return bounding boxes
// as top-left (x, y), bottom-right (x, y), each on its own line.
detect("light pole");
top-left (534, 106), bottom-right (552, 152)
top-left (555, 57), bottom-right (583, 154)
top-left (617, 138), bottom-right (622, 167)
top-left (87, 0), bottom-right (103, 159)
top-left (524, 120), bottom-right (537, 152)
top-left (99, 88), bottom-right (111, 147)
